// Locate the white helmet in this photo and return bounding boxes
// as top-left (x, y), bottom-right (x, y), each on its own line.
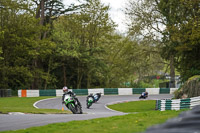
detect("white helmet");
top-left (62, 86), bottom-right (68, 92)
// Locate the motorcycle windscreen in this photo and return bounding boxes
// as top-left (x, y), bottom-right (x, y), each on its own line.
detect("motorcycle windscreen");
top-left (64, 94), bottom-right (71, 101)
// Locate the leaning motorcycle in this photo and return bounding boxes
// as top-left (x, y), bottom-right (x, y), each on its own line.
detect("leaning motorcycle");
top-left (93, 93), bottom-right (101, 102)
top-left (139, 93), bottom-right (148, 99)
top-left (64, 94), bottom-right (82, 114)
top-left (86, 95), bottom-right (94, 109)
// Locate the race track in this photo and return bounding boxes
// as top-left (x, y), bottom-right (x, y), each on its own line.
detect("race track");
top-left (0, 94), bottom-right (173, 131)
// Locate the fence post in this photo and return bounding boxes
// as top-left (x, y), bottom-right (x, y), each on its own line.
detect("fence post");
top-left (155, 100), bottom-right (159, 110)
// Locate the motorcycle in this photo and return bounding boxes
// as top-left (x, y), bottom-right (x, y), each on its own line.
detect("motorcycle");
top-left (93, 93), bottom-right (101, 102)
top-left (64, 94), bottom-right (82, 114)
top-left (86, 94), bottom-right (95, 109)
top-left (139, 92), bottom-right (148, 99)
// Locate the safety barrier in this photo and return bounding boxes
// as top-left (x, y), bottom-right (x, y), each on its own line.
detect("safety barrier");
top-left (0, 89), bottom-right (12, 97)
top-left (104, 88), bottom-right (118, 95)
top-left (157, 96), bottom-right (200, 111)
top-left (18, 88), bottom-right (178, 97)
top-left (132, 88), bottom-right (145, 94)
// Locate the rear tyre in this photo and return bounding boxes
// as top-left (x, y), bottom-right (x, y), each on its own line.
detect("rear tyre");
top-left (76, 105), bottom-right (83, 114)
top-left (68, 103), bottom-right (77, 114)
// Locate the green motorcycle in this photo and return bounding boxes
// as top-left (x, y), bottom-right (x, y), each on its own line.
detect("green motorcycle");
top-left (64, 94), bottom-right (82, 114)
top-left (86, 94), bottom-right (94, 109)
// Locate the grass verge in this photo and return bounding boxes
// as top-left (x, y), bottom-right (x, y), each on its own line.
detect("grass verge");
top-left (107, 100), bottom-right (156, 113)
top-left (0, 97), bottom-right (71, 114)
top-left (1, 110), bottom-right (183, 133)
top-left (0, 98), bottom-right (187, 133)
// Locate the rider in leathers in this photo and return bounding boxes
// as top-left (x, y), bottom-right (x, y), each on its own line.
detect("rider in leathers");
top-left (62, 86), bottom-right (81, 107)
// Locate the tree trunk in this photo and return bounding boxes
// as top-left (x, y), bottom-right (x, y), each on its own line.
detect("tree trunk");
top-left (32, 59), bottom-right (38, 89)
top-left (44, 57), bottom-right (52, 89)
top-left (77, 74), bottom-right (83, 89)
top-left (87, 74), bottom-right (91, 89)
top-left (32, 0), bottom-right (45, 89)
top-left (40, 0), bottom-right (45, 26)
top-left (170, 54), bottom-right (175, 88)
top-left (77, 61), bottom-right (83, 89)
top-left (63, 64), bottom-right (66, 86)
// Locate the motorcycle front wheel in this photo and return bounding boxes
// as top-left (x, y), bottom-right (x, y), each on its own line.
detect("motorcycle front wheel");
top-left (87, 102), bottom-right (92, 109)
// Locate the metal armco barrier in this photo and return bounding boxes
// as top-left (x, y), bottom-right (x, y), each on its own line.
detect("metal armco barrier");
top-left (0, 89), bottom-right (12, 97)
top-left (157, 96), bottom-right (200, 111)
top-left (145, 105), bottom-right (200, 133)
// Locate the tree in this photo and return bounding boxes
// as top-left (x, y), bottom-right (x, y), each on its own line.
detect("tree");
top-left (125, 0), bottom-right (200, 86)
top-left (161, 0), bottom-right (200, 82)
top-left (52, 16), bottom-right (80, 87)
top-left (79, 0), bottom-right (115, 88)
top-left (52, 0), bottom-right (116, 89)
top-left (28, 0), bottom-right (83, 89)
top-left (0, 0), bottom-right (40, 89)
top-left (124, 0), bottom-right (167, 86)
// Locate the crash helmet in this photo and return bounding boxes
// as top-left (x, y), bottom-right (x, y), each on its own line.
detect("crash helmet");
top-left (62, 86), bottom-right (68, 92)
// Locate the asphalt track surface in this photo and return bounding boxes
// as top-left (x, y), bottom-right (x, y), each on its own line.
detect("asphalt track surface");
top-left (0, 94), bottom-right (173, 131)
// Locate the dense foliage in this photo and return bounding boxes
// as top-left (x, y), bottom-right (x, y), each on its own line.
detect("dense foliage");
top-left (0, 0), bottom-right (199, 90)
top-left (125, 0), bottom-right (200, 85)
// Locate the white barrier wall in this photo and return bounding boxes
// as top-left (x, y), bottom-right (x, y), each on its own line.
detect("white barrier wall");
top-left (56, 89), bottom-right (73, 96)
top-left (146, 88), bottom-right (160, 95)
top-left (118, 88), bottom-right (132, 95)
top-left (18, 88), bottom-right (179, 97)
top-left (88, 89), bottom-right (104, 95)
top-left (18, 90), bottom-right (21, 97)
top-left (170, 88), bottom-right (178, 94)
top-left (27, 90), bottom-right (39, 97)
top-left (56, 89), bottom-right (63, 96)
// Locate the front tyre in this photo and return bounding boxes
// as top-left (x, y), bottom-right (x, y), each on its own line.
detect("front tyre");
top-left (87, 102), bottom-right (92, 109)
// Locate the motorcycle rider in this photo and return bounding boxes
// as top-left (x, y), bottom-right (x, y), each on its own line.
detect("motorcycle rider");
top-left (87, 93), bottom-right (95, 103)
top-left (141, 91), bottom-right (148, 97)
top-left (93, 92), bottom-right (102, 102)
top-left (62, 86), bottom-right (81, 107)
top-left (145, 91), bottom-right (148, 96)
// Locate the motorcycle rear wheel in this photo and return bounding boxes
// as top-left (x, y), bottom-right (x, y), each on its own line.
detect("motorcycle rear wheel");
top-left (68, 103), bottom-right (77, 114)
top-left (76, 105), bottom-right (83, 114)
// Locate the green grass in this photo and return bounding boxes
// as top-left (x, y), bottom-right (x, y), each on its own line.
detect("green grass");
top-left (1, 110), bottom-right (184, 133)
top-left (0, 98), bottom-right (187, 133)
top-left (108, 100), bottom-right (156, 113)
top-left (0, 97), bottom-right (71, 114)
